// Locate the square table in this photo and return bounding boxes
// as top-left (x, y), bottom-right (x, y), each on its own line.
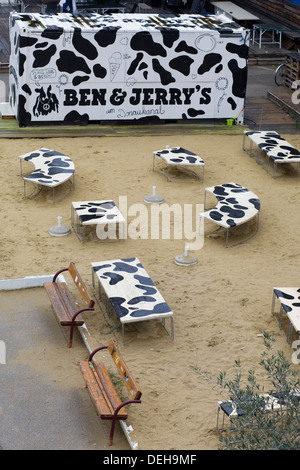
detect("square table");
top-left (71, 200), bottom-right (125, 243)
top-left (91, 257), bottom-right (174, 344)
top-left (253, 23), bottom-right (284, 49)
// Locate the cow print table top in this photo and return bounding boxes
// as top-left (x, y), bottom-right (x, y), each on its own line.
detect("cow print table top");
top-left (71, 200), bottom-right (125, 225)
top-left (91, 257), bottom-right (173, 324)
top-left (154, 146), bottom-right (205, 167)
top-left (200, 182), bottom-right (260, 228)
top-left (218, 393), bottom-right (291, 419)
top-left (19, 148), bottom-right (75, 188)
top-left (244, 131), bottom-right (300, 162)
top-left (273, 287), bottom-right (300, 333)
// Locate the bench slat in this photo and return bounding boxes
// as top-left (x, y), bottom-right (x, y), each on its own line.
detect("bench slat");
top-left (44, 282), bottom-right (84, 326)
top-left (78, 361), bottom-right (127, 419)
top-left (108, 342), bottom-right (142, 401)
top-left (93, 361), bottom-right (127, 419)
top-left (78, 361), bottom-right (113, 418)
top-left (68, 262), bottom-right (94, 308)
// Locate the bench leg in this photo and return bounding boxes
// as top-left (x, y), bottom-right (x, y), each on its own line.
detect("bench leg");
top-left (69, 307), bottom-right (94, 347)
top-left (226, 228), bottom-right (229, 248)
top-left (109, 399), bottom-right (142, 445)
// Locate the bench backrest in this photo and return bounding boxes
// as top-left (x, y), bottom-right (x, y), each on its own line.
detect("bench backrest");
top-left (108, 341), bottom-right (142, 401)
top-left (68, 262), bottom-right (94, 308)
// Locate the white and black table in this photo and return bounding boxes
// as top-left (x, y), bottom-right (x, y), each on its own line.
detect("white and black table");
top-left (199, 182), bottom-right (260, 247)
top-left (91, 257), bottom-right (174, 344)
top-left (19, 148), bottom-right (75, 203)
top-left (243, 130), bottom-right (300, 178)
top-left (71, 200), bottom-right (125, 243)
top-left (153, 146), bottom-right (205, 181)
top-left (272, 287), bottom-right (300, 345)
top-left (253, 23), bottom-right (284, 49)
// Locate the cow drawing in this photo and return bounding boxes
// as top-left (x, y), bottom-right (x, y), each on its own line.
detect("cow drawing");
top-left (33, 85), bottom-right (59, 117)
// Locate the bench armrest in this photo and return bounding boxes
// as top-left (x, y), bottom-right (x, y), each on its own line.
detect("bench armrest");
top-left (52, 267), bottom-right (69, 283)
top-left (109, 399), bottom-right (142, 445)
top-left (69, 306), bottom-right (95, 348)
top-left (88, 345), bottom-right (108, 361)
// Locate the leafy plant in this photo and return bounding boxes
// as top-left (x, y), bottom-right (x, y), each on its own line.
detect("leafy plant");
top-left (216, 332), bottom-right (300, 450)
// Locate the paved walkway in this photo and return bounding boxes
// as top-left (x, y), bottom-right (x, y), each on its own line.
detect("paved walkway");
top-left (0, 286), bottom-right (130, 450)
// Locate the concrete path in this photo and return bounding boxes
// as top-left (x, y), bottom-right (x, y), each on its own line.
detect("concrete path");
top-left (0, 286), bottom-right (130, 450)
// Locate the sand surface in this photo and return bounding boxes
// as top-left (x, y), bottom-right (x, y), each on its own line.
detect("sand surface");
top-left (1, 132), bottom-right (300, 450)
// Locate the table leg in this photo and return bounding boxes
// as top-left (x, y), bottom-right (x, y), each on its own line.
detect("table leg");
top-left (203, 190), bottom-right (207, 210)
top-left (242, 133), bottom-right (246, 151)
top-left (121, 222), bottom-right (125, 240)
top-left (271, 291), bottom-right (276, 315)
top-left (287, 320), bottom-right (293, 345)
top-left (259, 28), bottom-right (264, 49)
top-left (122, 324), bottom-right (125, 345)
top-left (226, 228), bottom-right (229, 248)
top-left (256, 146), bottom-right (261, 163)
top-left (161, 316), bottom-right (174, 340)
top-left (105, 294), bottom-right (112, 320)
top-left (273, 161), bottom-right (278, 179)
top-left (73, 210), bottom-right (84, 242)
top-left (71, 205), bottom-right (74, 228)
top-left (91, 266), bottom-right (95, 289)
top-left (170, 317), bottom-right (174, 340)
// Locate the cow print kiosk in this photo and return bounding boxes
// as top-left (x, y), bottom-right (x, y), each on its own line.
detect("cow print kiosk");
top-left (9, 12), bottom-right (249, 126)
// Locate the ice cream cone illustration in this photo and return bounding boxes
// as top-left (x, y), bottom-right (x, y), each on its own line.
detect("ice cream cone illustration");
top-left (109, 52), bottom-right (122, 81)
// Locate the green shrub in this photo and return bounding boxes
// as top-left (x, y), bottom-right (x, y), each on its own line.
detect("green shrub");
top-left (217, 332), bottom-right (300, 450)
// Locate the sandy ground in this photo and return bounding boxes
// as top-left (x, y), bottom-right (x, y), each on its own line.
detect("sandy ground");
top-left (1, 132), bottom-right (300, 450)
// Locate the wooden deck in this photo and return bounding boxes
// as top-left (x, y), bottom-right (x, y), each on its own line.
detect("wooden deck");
top-left (0, 117), bottom-right (247, 138)
top-left (244, 95), bottom-right (300, 134)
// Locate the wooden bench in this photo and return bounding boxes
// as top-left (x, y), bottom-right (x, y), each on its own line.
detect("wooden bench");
top-left (44, 262), bottom-right (95, 347)
top-left (78, 340), bottom-right (142, 446)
